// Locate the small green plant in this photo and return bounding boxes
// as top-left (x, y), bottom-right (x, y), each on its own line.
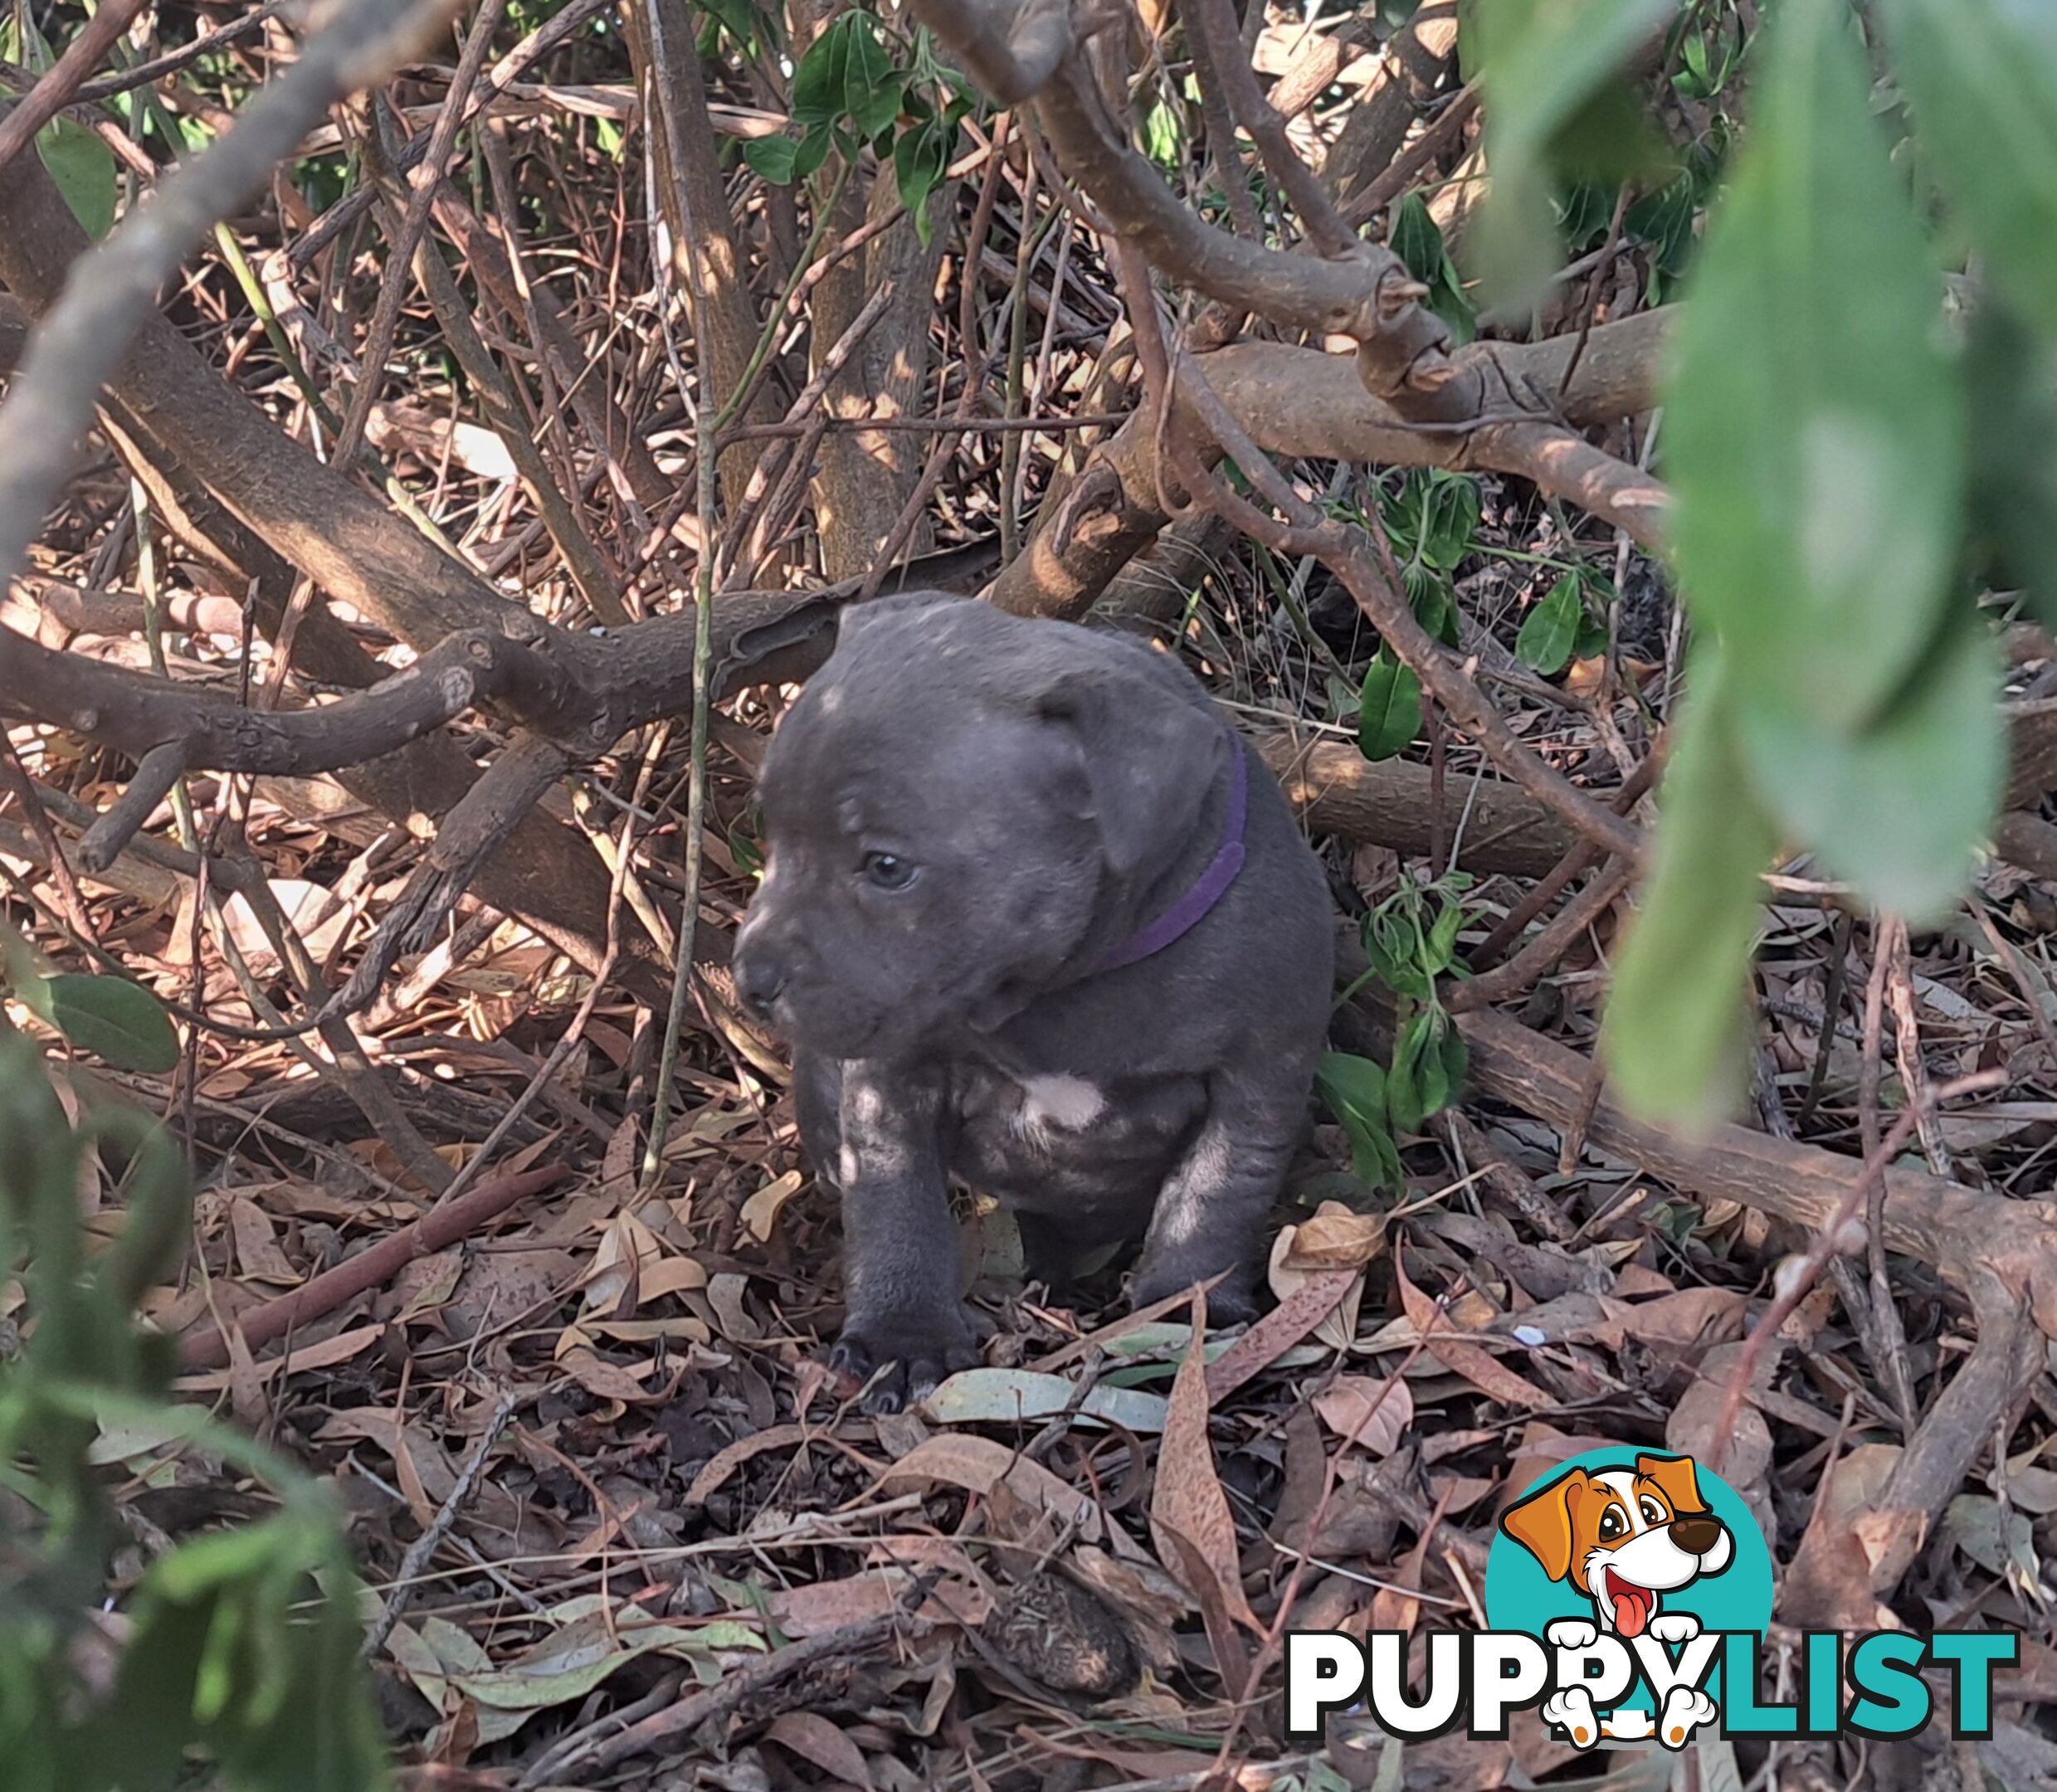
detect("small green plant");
top-left (0, 911), bottom-right (384, 1784)
top-left (741, 11), bottom-right (971, 240)
top-left (1319, 874), bottom-right (1475, 1194)
top-left (0, 918), bottom-right (180, 1074)
top-left (1345, 470), bottom-right (1481, 762)
top-left (1473, 0), bottom-right (2057, 1127)
top-left (0, 14), bottom-right (117, 238)
top-left (1388, 193), bottom-right (1475, 344)
top-left (0, 1018), bottom-right (390, 1791)
top-left (1514, 568), bottom-right (1613, 676)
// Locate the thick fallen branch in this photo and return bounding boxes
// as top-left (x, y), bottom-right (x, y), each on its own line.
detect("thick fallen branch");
top-left (1455, 1006), bottom-right (2057, 1331)
top-left (987, 314), bottom-right (1670, 621)
top-left (1449, 1005), bottom-right (2050, 1592)
top-left (1267, 717), bottom-right (2057, 888)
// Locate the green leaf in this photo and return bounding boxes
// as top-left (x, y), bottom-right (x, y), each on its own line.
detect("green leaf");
top-left (1470, 0), bottom-right (1685, 308)
top-left (38, 973), bottom-right (180, 1072)
top-left (894, 116), bottom-right (952, 242)
top-left (1143, 98), bottom-right (1182, 171)
top-left (1732, 610), bottom-right (2006, 923)
top-left (1424, 899), bottom-right (1466, 975)
top-left (842, 15), bottom-right (904, 140)
top-left (1417, 472), bottom-right (1481, 571)
top-left (1401, 562), bottom-right (1460, 647)
top-left (704, 0), bottom-right (760, 48)
top-left (791, 17), bottom-right (849, 125)
top-left (1315, 1052), bottom-right (1404, 1190)
top-left (1389, 191), bottom-right (1444, 280)
top-left (1388, 1007), bottom-right (1456, 1132)
top-left (1964, 302), bottom-right (2057, 631)
top-left (1389, 193), bottom-right (1475, 342)
top-left (1881, 0), bottom-right (2057, 340)
top-left (741, 134), bottom-right (802, 183)
top-left (39, 116), bottom-right (116, 240)
top-left (1604, 659), bottom-right (1777, 1129)
top-left (1356, 652), bottom-right (1423, 762)
top-left (1515, 572), bottom-right (1587, 674)
top-left (1664, 0), bottom-right (1965, 733)
top-left (1316, 1052), bottom-right (1385, 1135)
top-left (792, 123), bottom-right (833, 183)
top-left (1365, 907), bottom-right (1432, 1001)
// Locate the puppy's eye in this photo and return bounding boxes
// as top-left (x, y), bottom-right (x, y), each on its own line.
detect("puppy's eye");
top-left (861, 851), bottom-right (917, 891)
top-left (1598, 1507), bottom-right (1626, 1541)
top-left (1640, 1497), bottom-right (1668, 1526)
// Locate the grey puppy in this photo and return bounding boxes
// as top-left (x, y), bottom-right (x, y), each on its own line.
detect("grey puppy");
top-left (732, 592), bottom-right (1333, 1410)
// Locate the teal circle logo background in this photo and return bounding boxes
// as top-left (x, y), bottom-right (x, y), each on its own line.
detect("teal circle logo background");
top-left (1484, 1449), bottom-right (1775, 1708)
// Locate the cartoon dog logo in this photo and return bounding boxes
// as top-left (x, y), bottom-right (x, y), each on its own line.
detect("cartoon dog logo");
top-left (1499, 1452), bottom-right (1733, 1747)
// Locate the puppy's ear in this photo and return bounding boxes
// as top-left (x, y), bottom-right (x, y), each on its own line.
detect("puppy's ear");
top-left (1635, 1453), bottom-right (1710, 1517)
top-left (1499, 1469), bottom-right (1586, 1585)
top-left (1031, 665), bottom-right (1225, 881)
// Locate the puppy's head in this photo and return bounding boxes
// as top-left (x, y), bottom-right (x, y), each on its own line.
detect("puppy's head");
top-left (1499, 1454), bottom-right (1733, 1639)
top-left (733, 594), bottom-right (1223, 1060)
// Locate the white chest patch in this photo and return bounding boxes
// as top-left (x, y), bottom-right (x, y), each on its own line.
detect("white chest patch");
top-left (1014, 1074), bottom-right (1106, 1142)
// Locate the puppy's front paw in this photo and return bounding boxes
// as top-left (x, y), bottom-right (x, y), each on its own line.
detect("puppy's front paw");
top-left (1546, 1619), bottom-right (1600, 1651)
top-left (1647, 1612), bottom-right (1701, 1645)
top-left (829, 1310), bottom-right (979, 1415)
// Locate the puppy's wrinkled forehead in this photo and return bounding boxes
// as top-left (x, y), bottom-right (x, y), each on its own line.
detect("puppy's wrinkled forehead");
top-left (762, 600), bottom-right (1064, 840)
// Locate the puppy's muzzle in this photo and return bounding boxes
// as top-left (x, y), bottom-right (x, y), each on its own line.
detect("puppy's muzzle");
top-left (733, 938), bottom-right (789, 1019)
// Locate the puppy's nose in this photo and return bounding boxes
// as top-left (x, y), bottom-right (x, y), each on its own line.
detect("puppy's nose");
top-left (1669, 1515), bottom-right (1721, 1556)
top-left (734, 947), bottom-right (788, 1018)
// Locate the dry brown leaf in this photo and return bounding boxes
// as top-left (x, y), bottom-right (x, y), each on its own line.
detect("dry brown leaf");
top-left (578, 1211), bottom-right (664, 1317)
top-left (1312, 1375), bottom-right (1415, 1455)
top-left (1265, 1230), bottom-right (1362, 1354)
top-left (740, 1169), bottom-right (807, 1243)
top-left (685, 1423), bottom-right (811, 1504)
top-left (174, 1321), bottom-right (383, 1392)
top-left (553, 1341), bottom-right (683, 1407)
top-left (443, 1247), bottom-right (578, 1340)
top-left (227, 1195), bottom-right (298, 1287)
top-left (1280, 1200), bottom-right (1388, 1269)
top-left (766, 1712), bottom-right (875, 1790)
top-left (769, 1569), bottom-right (990, 1636)
top-left (638, 1256), bottom-right (709, 1302)
top-left (1206, 1263), bottom-right (1357, 1402)
top-left (1393, 1249), bottom-right (1552, 1409)
top-left (388, 1250), bottom-right (466, 1326)
top-left (1149, 1293), bottom-right (1259, 1634)
top-left (1666, 1345), bottom-right (1773, 1487)
top-left (880, 1434), bottom-right (1107, 1545)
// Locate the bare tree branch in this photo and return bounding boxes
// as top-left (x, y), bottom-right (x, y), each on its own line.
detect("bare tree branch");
top-left (909, 0), bottom-right (1457, 400)
top-left (0, 0), bottom-right (465, 604)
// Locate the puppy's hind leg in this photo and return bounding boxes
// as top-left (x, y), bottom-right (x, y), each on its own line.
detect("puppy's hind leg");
top-left (1129, 1063), bottom-right (1309, 1326)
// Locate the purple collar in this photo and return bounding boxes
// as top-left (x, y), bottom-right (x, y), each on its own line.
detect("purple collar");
top-left (1091, 733), bottom-right (1249, 974)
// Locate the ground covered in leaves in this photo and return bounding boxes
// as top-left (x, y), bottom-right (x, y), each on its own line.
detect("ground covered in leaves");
top-left (5, 3), bottom-right (2057, 1790)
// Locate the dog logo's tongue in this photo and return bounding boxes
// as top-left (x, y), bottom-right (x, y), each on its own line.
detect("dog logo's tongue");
top-left (1607, 1570), bottom-right (1655, 1638)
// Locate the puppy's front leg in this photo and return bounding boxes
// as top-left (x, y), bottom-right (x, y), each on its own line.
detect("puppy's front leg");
top-left (826, 1058), bottom-right (977, 1413)
top-left (1130, 1065), bottom-right (1307, 1326)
